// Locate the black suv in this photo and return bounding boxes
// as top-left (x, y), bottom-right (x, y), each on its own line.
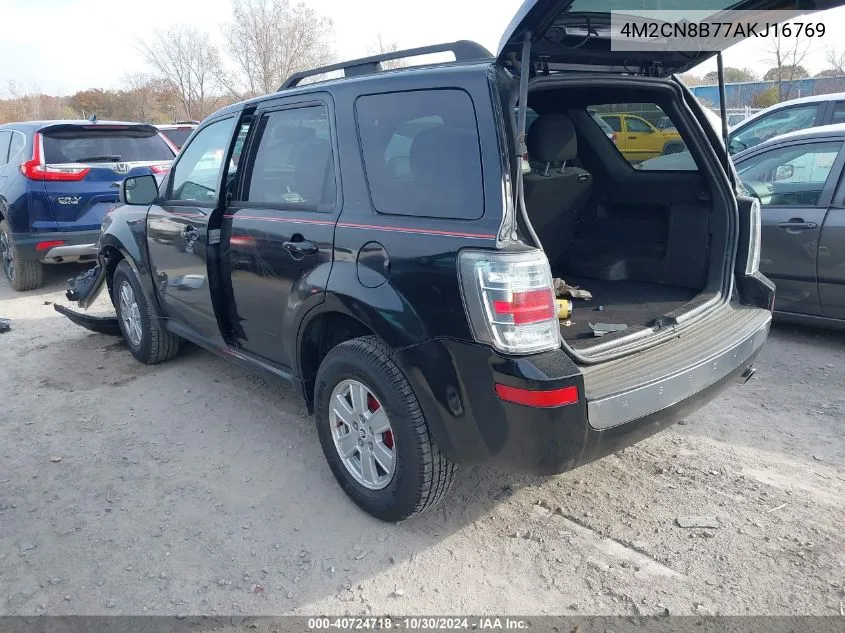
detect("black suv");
top-left (59, 0), bottom-right (787, 521)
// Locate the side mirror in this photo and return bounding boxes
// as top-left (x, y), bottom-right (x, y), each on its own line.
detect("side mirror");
top-left (775, 164), bottom-right (794, 181)
top-left (119, 175), bottom-right (158, 206)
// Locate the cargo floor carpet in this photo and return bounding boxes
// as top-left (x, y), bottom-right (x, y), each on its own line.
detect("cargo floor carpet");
top-left (560, 277), bottom-right (697, 341)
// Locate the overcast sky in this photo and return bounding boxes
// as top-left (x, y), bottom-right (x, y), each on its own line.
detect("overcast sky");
top-left (3, 0), bottom-right (845, 96)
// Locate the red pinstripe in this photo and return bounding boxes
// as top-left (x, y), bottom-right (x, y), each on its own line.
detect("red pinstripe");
top-left (221, 213), bottom-right (495, 240)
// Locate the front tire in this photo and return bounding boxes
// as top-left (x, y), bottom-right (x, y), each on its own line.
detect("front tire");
top-left (112, 260), bottom-right (180, 364)
top-left (314, 335), bottom-right (456, 522)
top-left (0, 220), bottom-right (43, 291)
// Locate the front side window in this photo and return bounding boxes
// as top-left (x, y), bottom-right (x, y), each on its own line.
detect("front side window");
top-left (168, 118), bottom-right (236, 203)
top-left (240, 105), bottom-right (335, 209)
top-left (737, 141), bottom-right (841, 207)
top-left (730, 104), bottom-right (820, 154)
top-left (356, 89), bottom-right (484, 220)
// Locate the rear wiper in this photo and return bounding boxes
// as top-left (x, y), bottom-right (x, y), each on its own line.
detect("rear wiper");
top-left (73, 155), bottom-right (122, 163)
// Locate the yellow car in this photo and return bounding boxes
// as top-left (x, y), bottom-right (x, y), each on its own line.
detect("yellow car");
top-left (599, 113), bottom-right (684, 162)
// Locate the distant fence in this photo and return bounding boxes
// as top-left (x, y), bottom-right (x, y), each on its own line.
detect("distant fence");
top-left (689, 76), bottom-right (845, 109)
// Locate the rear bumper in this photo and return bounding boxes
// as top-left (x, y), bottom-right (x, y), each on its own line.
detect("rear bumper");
top-left (395, 305), bottom-right (771, 475)
top-left (12, 230), bottom-right (100, 263)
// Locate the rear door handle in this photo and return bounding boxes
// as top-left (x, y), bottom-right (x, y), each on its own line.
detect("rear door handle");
top-left (777, 221), bottom-right (817, 230)
top-left (283, 239), bottom-right (318, 256)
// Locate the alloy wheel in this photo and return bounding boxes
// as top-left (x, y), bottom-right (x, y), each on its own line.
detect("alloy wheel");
top-left (118, 280), bottom-right (143, 347)
top-left (329, 379), bottom-right (396, 490)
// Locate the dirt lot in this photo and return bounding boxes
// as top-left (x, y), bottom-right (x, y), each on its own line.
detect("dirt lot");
top-left (1, 266), bottom-right (844, 617)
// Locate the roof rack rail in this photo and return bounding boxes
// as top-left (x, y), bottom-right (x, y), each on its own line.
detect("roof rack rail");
top-left (278, 40), bottom-right (493, 91)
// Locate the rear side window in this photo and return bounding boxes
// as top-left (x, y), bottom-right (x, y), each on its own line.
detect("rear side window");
top-left (589, 104), bottom-right (696, 172)
top-left (240, 105), bottom-right (335, 209)
top-left (356, 89), bottom-right (484, 220)
top-left (0, 131), bottom-right (10, 165)
top-left (42, 127), bottom-right (174, 163)
top-left (8, 132), bottom-right (25, 163)
top-left (160, 128), bottom-right (194, 149)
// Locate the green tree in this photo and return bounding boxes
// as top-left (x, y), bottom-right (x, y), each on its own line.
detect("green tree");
top-left (704, 67), bottom-right (758, 84)
top-left (752, 86), bottom-right (780, 109)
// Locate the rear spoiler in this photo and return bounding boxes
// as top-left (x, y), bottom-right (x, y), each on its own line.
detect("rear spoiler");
top-left (38, 123), bottom-right (161, 137)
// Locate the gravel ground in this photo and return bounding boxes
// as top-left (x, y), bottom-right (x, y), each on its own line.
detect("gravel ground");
top-left (1, 265), bottom-right (843, 617)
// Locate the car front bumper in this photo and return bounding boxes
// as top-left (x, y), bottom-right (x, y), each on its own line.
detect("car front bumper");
top-left (395, 305), bottom-right (771, 475)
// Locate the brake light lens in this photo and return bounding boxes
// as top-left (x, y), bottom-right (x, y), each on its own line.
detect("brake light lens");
top-left (459, 249), bottom-right (559, 355)
top-left (20, 132), bottom-right (90, 181)
top-left (150, 163), bottom-right (171, 174)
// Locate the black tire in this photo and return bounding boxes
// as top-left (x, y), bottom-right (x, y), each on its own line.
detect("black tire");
top-left (314, 335), bottom-right (456, 522)
top-left (662, 140), bottom-right (686, 155)
top-left (0, 220), bottom-right (43, 291)
top-left (112, 260), bottom-right (180, 364)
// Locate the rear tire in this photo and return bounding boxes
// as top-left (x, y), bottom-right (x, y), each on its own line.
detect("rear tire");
top-left (0, 220), bottom-right (43, 291)
top-left (662, 140), bottom-right (686, 155)
top-left (112, 260), bottom-right (180, 364)
top-left (314, 335), bottom-right (456, 522)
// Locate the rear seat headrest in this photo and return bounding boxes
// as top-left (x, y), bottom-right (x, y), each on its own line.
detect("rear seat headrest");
top-left (527, 113), bottom-right (577, 164)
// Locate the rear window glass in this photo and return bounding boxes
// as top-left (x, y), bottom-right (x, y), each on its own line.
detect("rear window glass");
top-left (42, 128), bottom-right (174, 164)
top-left (241, 105), bottom-right (335, 209)
top-left (160, 128), bottom-right (194, 149)
top-left (588, 104), bottom-right (696, 171)
top-left (356, 89), bottom-right (484, 220)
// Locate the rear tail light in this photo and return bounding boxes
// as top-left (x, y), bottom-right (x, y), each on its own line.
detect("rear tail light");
top-left (458, 249), bottom-right (559, 355)
top-left (35, 240), bottom-right (65, 252)
top-left (20, 132), bottom-right (90, 181)
top-left (611, 132), bottom-right (618, 145)
top-left (150, 163), bottom-right (170, 174)
top-left (745, 198), bottom-right (761, 274)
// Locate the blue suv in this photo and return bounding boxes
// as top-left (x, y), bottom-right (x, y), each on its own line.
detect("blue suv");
top-left (0, 120), bottom-right (175, 290)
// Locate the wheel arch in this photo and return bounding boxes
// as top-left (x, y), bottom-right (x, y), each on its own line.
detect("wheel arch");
top-left (296, 307), bottom-right (378, 412)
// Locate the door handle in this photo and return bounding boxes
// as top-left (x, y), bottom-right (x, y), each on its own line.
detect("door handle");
top-left (283, 239), bottom-right (318, 257)
top-left (182, 224), bottom-right (200, 242)
top-left (777, 220), bottom-right (817, 230)
top-left (628, 135), bottom-right (637, 139)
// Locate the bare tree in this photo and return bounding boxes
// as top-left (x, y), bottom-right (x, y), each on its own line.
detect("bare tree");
top-left (368, 35), bottom-right (406, 70)
top-left (824, 45), bottom-right (845, 77)
top-left (138, 26), bottom-right (222, 120)
top-left (222, 0), bottom-right (334, 99)
top-left (761, 32), bottom-right (813, 102)
top-left (122, 72), bottom-right (156, 122)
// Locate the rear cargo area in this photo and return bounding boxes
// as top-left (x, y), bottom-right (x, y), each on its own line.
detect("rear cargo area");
top-left (558, 278), bottom-right (696, 340)
top-left (518, 79), bottom-right (731, 352)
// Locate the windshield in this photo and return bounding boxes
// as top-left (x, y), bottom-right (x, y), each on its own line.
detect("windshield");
top-left (42, 128), bottom-right (174, 163)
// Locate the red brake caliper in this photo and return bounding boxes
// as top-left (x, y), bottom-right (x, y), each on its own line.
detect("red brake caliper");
top-left (368, 393), bottom-right (393, 449)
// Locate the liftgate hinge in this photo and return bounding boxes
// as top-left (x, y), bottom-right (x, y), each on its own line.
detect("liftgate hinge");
top-left (208, 229), bottom-right (221, 245)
